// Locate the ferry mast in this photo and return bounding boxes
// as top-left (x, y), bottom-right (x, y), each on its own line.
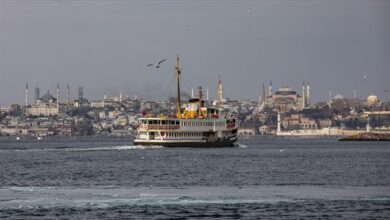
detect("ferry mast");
top-left (176, 54), bottom-right (182, 119)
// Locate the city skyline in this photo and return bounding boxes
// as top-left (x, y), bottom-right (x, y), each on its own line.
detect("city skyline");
top-left (1, 1), bottom-right (389, 105)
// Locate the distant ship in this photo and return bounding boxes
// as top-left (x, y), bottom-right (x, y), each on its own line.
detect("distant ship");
top-left (133, 54), bottom-right (239, 147)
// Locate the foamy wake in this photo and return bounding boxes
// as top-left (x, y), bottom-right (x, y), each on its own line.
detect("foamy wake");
top-left (65, 145), bottom-right (164, 151)
top-left (1, 186), bottom-right (389, 209)
top-left (235, 143), bottom-right (248, 148)
top-left (1, 145), bottom-right (164, 152)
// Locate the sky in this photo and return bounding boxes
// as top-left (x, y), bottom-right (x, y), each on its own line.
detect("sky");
top-left (0, 0), bottom-right (389, 105)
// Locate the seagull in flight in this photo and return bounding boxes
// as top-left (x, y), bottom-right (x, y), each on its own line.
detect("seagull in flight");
top-left (147, 59), bottom-right (167, 68)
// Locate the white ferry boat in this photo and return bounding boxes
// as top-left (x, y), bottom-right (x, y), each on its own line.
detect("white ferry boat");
top-left (133, 55), bottom-right (239, 147)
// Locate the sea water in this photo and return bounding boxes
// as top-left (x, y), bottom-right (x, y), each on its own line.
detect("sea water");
top-left (0, 137), bottom-right (389, 219)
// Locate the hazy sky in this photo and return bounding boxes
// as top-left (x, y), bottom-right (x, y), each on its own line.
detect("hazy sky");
top-left (0, 0), bottom-right (389, 105)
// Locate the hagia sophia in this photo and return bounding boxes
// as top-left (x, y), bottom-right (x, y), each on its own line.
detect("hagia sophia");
top-left (258, 81), bottom-right (310, 113)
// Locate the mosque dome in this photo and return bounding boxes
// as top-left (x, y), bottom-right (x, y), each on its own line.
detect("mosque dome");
top-left (40, 91), bottom-right (57, 103)
top-left (367, 94), bottom-right (379, 105)
top-left (334, 94), bottom-right (344, 99)
top-left (275, 85), bottom-right (297, 96)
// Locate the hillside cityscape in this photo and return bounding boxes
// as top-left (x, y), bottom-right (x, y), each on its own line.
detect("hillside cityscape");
top-left (0, 79), bottom-right (389, 138)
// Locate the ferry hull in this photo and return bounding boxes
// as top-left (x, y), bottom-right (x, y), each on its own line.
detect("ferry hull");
top-left (133, 138), bottom-right (237, 148)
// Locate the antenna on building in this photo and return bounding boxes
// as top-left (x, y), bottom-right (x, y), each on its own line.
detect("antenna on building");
top-left (25, 83), bottom-right (29, 106)
top-left (78, 86), bottom-right (83, 100)
top-left (34, 86), bottom-right (40, 103)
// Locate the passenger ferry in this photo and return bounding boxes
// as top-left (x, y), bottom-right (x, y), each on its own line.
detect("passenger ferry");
top-left (133, 55), bottom-right (239, 147)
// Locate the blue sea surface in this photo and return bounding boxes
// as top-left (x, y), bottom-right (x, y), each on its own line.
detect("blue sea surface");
top-left (0, 137), bottom-right (389, 219)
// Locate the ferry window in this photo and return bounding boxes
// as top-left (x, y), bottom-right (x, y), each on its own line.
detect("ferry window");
top-left (176, 121), bottom-right (179, 125)
top-left (162, 120), bottom-right (166, 125)
top-left (148, 120), bottom-right (152, 125)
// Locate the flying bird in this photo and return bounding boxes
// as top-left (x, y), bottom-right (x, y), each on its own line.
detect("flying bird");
top-left (147, 59), bottom-right (167, 68)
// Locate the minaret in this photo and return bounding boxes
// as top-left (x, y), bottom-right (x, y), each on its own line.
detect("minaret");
top-left (268, 81), bottom-right (273, 96)
top-left (218, 75), bottom-right (223, 111)
top-left (56, 82), bottom-right (60, 108)
top-left (306, 81), bottom-right (311, 106)
top-left (206, 89), bottom-right (209, 101)
top-left (66, 84), bottom-right (70, 105)
top-left (353, 88), bottom-right (357, 100)
top-left (25, 83), bottom-right (29, 106)
top-left (191, 88), bottom-right (194, 98)
top-left (119, 92), bottom-right (122, 103)
top-left (302, 81), bottom-right (306, 108)
top-left (262, 82), bottom-right (265, 103)
top-left (258, 83), bottom-right (262, 104)
top-left (329, 89), bottom-right (333, 105)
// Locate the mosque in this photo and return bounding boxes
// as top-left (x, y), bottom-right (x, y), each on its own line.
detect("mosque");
top-left (258, 81), bottom-right (310, 113)
top-left (24, 84), bottom-right (61, 116)
top-left (26, 90), bottom-right (59, 116)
